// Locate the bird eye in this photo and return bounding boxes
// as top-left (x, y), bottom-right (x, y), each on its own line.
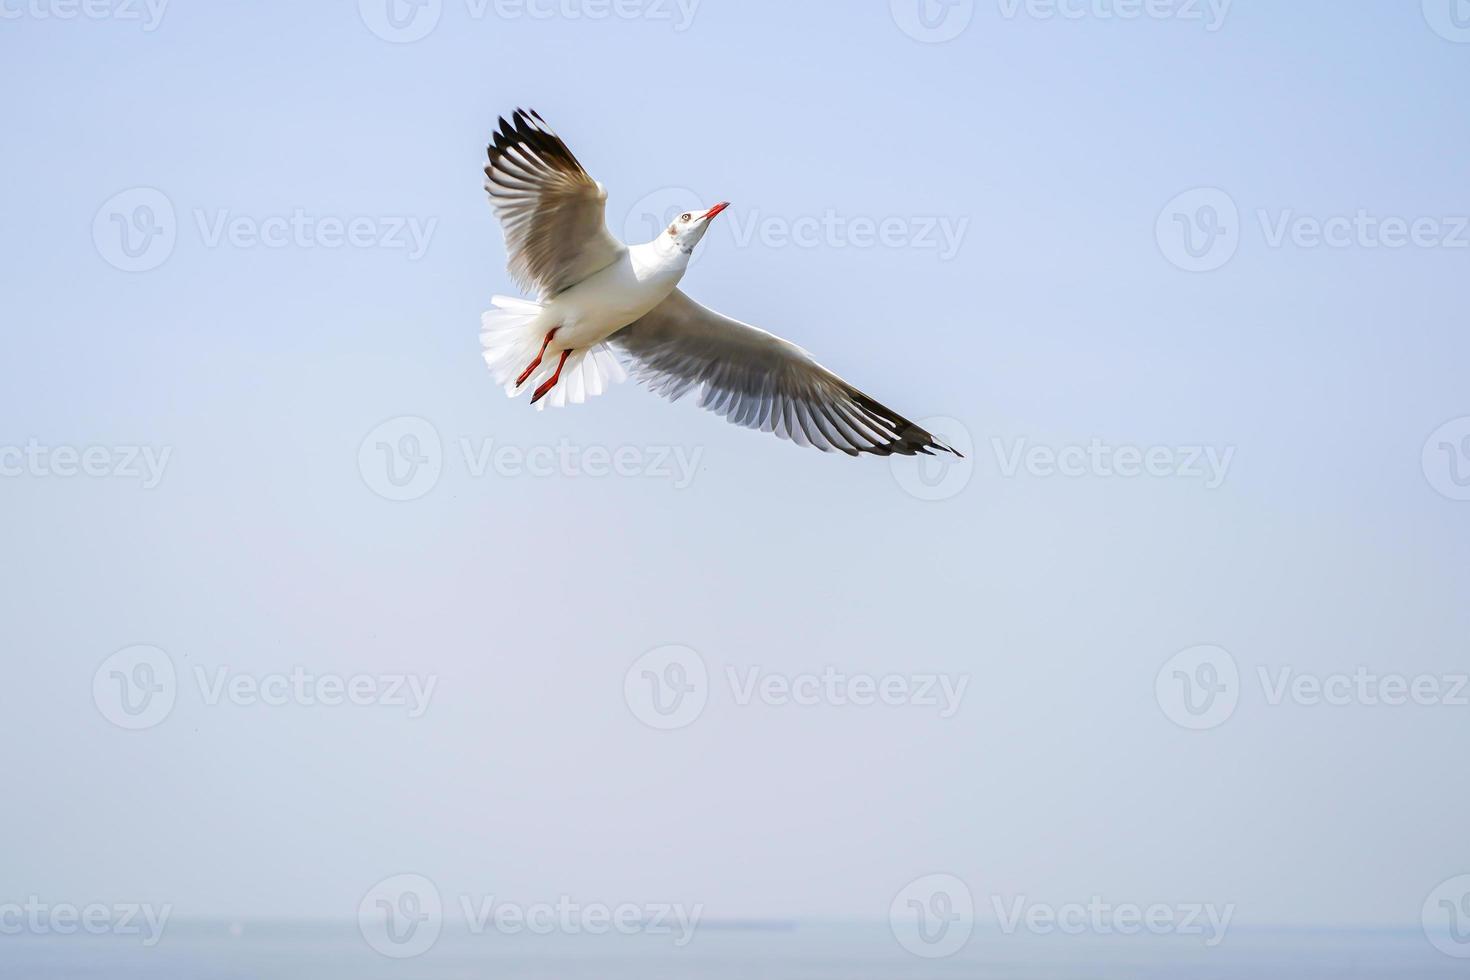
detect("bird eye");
top-left (679, 213), bottom-right (691, 223)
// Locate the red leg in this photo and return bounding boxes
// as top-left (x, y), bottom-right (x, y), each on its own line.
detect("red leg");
top-left (530, 349), bottom-right (572, 404)
top-left (516, 328), bottom-right (559, 388)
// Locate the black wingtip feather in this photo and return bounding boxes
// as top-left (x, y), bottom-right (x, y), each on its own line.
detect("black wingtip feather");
top-left (844, 389), bottom-right (961, 458)
top-left (485, 107), bottom-right (589, 178)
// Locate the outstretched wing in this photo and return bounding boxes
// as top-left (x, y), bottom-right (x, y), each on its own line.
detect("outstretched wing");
top-left (483, 108), bottom-right (624, 298)
top-left (610, 290), bottom-right (960, 457)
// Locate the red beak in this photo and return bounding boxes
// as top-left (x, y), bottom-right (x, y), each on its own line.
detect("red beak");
top-left (703, 202), bottom-right (730, 221)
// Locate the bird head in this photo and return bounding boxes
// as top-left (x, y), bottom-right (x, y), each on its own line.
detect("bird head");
top-left (664, 201), bottom-right (729, 254)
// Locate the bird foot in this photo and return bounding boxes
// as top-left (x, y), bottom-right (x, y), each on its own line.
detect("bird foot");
top-left (530, 349), bottom-right (572, 404)
top-left (516, 328), bottom-right (559, 388)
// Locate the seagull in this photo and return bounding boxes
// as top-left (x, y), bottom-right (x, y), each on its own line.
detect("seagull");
top-left (480, 108), bottom-right (960, 457)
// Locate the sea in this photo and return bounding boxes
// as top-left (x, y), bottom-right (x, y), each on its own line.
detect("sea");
top-left (0, 921), bottom-right (1462, 979)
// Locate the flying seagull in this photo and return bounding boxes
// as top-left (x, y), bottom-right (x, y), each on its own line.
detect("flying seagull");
top-left (480, 108), bottom-right (960, 457)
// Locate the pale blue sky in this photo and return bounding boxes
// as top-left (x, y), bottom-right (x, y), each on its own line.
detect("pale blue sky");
top-left (2, 0), bottom-right (1468, 936)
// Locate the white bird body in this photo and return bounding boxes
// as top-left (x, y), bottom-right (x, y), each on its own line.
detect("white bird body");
top-left (529, 239), bottom-right (688, 354)
top-left (479, 108), bottom-right (959, 456)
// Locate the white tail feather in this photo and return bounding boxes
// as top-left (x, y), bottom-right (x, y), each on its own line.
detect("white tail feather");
top-left (479, 295), bottom-right (627, 409)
